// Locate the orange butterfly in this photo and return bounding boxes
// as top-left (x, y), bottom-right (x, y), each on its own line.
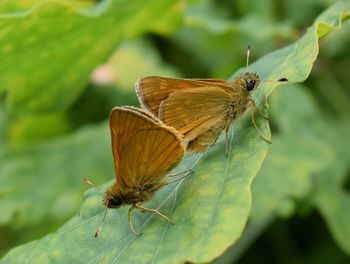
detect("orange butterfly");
top-left (136, 73), bottom-right (287, 155)
top-left (85, 106), bottom-right (192, 236)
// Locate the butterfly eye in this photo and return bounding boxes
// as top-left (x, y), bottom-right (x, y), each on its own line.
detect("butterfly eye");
top-left (246, 80), bottom-right (256, 91)
top-left (109, 197), bottom-right (122, 207)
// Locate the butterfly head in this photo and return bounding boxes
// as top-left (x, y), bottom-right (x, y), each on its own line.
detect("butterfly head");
top-left (241, 72), bottom-right (260, 92)
top-left (103, 187), bottom-right (123, 208)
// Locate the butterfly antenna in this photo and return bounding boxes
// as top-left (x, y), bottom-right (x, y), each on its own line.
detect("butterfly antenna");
top-left (261, 78), bottom-right (289, 83)
top-left (83, 177), bottom-right (104, 193)
top-left (246, 44), bottom-right (251, 67)
top-left (95, 202), bottom-right (109, 238)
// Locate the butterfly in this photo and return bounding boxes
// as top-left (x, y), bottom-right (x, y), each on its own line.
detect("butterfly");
top-left (85, 106), bottom-right (192, 236)
top-left (136, 73), bottom-right (287, 155)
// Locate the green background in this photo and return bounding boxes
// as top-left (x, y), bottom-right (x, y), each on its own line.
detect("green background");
top-left (0, 0), bottom-right (350, 263)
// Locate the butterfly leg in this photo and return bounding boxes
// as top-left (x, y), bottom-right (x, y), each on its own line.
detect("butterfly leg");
top-left (159, 169), bottom-right (194, 187)
top-left (167, 169), bottom-right (194, 178)
top-left (251, 110), bottom-right (272, 144)
top-left (250, 98), bottom-right (269, 120)
top-left (128, 205), bottom-right (142, 236)
top-left (225, 125), bottom-right (230, 157)
top-left (135, 204), bottom-right (175, 225)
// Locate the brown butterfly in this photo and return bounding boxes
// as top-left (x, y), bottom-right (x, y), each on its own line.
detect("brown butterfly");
top-left (84, 106), bottom-right (192, 236)
top-left (136, 67), bottom-right (287, 155)
top-left (135, 46), bottom-right (288, 156)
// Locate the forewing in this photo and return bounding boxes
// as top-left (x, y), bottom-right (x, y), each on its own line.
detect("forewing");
top-left (135, 76), bottom-right (230, 116)
top-left (119, 127), bottom-right (184, 186)
top-left (109, 107), bottom-right (169, 188)
top-left (158, 86), bottom-right (233, 144)
top-left (122, 105), bottom-right (161, 124)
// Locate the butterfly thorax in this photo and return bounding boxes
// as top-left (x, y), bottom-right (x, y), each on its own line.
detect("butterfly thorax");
top-left (103, 181), bottom-right (163, 208)
top-left (227, 92), bottom-right (248, 118)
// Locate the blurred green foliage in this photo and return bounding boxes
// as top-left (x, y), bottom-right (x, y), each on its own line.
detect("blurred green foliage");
top-left (1, 0), bottom-right (350, 263)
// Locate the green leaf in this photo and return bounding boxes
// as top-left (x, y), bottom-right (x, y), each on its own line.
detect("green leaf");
top-left (250, 134), bottom-right (334, 223)
top-left (0, 124), bottom-right (113, 226)
top-left (312, 123), bottom-right (350, 255)
top-left (2, 2), bottom-right (350, 263)
top-left (0, 0), bottom-right (183, 114)
top-left (250, 84), bottom-right (338, 224)
top-left (7, 113), bottom-right (71, 144)
top-left (0, 0), bottom-right (95, 13)
top-left (0, 106), bottom-right (7, 146)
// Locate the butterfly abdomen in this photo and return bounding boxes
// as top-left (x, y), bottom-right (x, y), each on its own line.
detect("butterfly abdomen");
top-left (122, 182), bottom-right (165, 205)
top-left (187, 118), bottom-right (226, 152)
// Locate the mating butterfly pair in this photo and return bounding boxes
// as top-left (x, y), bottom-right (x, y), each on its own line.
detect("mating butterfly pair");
top-left (86, 65), bottom-right (287, 236)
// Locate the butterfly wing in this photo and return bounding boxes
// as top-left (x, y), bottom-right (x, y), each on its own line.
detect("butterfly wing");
top-left (109, 107), bottom-right (184, 188)
top-left (158, 86), bottom-right (233, 146)
top-left (187, 118), bottom-right (227, 152)
top-left (121, 105), bottom-right (161, 123)
top-left (120, 127), bottom-right (184, 186)
top-left (135, 76), bottom-right (230, 116)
